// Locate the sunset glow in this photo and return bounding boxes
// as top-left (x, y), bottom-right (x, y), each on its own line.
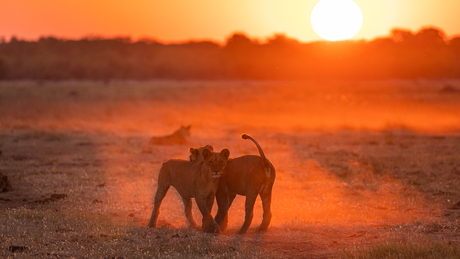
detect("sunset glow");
top-left (1, 0), bottom-right (460, 42)
top-left (2, 0), bottom-right (460, 257)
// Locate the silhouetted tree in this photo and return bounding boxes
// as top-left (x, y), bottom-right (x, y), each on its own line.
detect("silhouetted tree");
top-left (266, 34), bottom-right (299, 47)
top-left (224, 33), bottom-right (258, 53)
top-left (391, 28), bottom-right (415, 43)
top-left (0, 28), bottom-right (460, 80)
top-left (0, 58), bottom-right (6, 79)
top-left (415, 27), bottom-right (446, 46)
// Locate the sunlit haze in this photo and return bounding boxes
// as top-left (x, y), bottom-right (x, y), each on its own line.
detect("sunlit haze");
top-left (1, 0), bottom-right (460, 43)
top-left (1, 0), bottom-right (460, 257)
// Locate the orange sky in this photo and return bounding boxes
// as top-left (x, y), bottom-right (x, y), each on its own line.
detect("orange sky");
top-left (1, 0), bottom-right (459, 43)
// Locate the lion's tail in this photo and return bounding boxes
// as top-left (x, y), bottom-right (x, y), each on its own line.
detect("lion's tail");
top-left (242, 134), bottom-right (271, 178)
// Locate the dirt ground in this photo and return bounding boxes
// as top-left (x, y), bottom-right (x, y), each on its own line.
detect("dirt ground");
top-left (0, 80), bottom-right (460, 258)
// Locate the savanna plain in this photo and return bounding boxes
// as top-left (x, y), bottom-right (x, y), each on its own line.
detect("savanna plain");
top-left (0, 80), bottom-right (460, 258)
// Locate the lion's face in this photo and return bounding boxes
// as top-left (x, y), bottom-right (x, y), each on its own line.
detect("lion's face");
top-left (189, 145), bottom-right (214, 162)
top-left (202, 148), bottom-right (230, 179)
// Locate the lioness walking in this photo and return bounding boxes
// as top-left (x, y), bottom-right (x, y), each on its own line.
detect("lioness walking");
top-left (147, 147), bottom-right (230, 233)
top-left (190, 134), bottom-right (276, 234)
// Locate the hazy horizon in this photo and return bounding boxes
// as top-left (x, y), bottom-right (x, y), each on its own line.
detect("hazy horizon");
top-left (2, 1), bottom-right (460, 44)
top-left (2, 25), bottom-right (458, 45)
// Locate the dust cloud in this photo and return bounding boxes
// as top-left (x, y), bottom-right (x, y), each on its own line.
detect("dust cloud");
top-left (1, 80), bottom-right (457, 232)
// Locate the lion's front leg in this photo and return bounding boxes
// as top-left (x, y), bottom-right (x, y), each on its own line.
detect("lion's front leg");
top-left (238, 192), bottom-right (257, 234)
top-left (217, 193), bottom-right (236, 232)
top-left (196, 197), bottom-right (219, 233)
top-left (215, 188), bottom-right (229, 231)
top-left (182, 197), bottom-right (198, 229)
top-left (206, 195), bottom-right (214, 212)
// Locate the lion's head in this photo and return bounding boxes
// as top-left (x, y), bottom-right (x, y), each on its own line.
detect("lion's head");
top-left (202, 148), bottom-right (230, 179)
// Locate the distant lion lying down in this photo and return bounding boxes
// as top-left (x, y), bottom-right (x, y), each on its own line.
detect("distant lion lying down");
top-left (149, 125), bottom-right (191, 145)
top-left (147, 146), bottom-right (230, 233)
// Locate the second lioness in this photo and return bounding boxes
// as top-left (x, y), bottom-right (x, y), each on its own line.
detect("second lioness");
top-left (190, 134), bottom-right (276, 234)
top-left (147, 147), bottom-right (230, 233)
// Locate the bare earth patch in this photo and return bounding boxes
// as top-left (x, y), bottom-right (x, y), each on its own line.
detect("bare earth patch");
top-left (0, 80), bottom-right (459, 258)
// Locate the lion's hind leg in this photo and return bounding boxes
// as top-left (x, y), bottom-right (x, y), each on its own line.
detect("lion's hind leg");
top-left (258, 184), bottom-right (273, 232)
top-left (147, 184), bottom-right (170, 228)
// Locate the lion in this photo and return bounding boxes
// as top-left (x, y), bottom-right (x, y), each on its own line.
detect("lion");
top-left (190, 134), bottom-right (276, 234)
top-left (149, 125), bottom-right (191, 145)
top-left (147, 147), bottom-right (230, 233)
top-left (0, 172), bottom-right (12, 192)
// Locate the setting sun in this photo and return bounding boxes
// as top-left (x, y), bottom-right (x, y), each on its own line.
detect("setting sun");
top-left (311, 0), bottom-right (363, 41)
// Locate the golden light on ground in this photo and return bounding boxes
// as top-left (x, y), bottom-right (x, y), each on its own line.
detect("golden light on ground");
top-left (311, 0), bottom-right (363, 41)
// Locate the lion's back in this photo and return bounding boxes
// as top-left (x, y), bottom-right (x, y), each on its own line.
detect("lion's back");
top-left (159, 159), bottom-right (201, 191)
top-left (222, 155), bottom-right (268, 194)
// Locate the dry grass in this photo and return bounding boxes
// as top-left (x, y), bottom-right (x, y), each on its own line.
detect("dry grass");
top-left (345, 242), bottom-right (460, 259)
top-left (0, 80), bottom-right (459, 258)
top-left (0, 208), bottom-right (268, 258)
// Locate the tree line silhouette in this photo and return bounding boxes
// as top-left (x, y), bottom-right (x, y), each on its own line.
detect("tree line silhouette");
top-left (0, 27), bottom-right (459, 80)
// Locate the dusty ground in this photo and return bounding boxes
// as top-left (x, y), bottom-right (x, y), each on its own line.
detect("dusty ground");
top-left (0, 80), bottom-right (460, 258)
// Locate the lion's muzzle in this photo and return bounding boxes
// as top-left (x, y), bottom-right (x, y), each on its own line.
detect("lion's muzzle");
top-left (212, 170), bottom-right (222, 178)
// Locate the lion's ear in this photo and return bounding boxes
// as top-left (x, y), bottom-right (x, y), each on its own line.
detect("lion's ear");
top-left (205, 145), bottom-right (214, 151)
top-left (202, 148), bottom-right (212, 160)
top-left (189, 147), bottom-right (197, 162)
top-left (220, 149), bottom-right (230, 160)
